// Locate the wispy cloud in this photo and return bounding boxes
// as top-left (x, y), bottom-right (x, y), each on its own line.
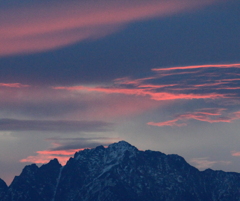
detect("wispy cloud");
top-left (53, 83), bottom-right (226, 101)
top-left (20, 152), bottom-right (73, 165)
top-left (20, 136), bottom-right (120, 164)
top-left (0, 0), bottom-right (219, 56)
top-left (190, 157), bottom-right (231, 169)
top-left (152, 63), bottom-right (240, 71)
top-left (231, 151), bottom-right (240, 157)
top-left (147, 108), bottom-right (240, 127)
top-left (45, 136), bottom-right (119, 151)
top-left (0, 119), bottom-right (113, 132)
top-left (0, 83), bottom-right (29, 88)
top-left (51, 63), bottom-right (240, 127)
top-left (0, 84), bottom-right (160, 120)
top-left (1, 63), bottom-right (240, 127)
top-left (54, 63), bottom-right (240, 101)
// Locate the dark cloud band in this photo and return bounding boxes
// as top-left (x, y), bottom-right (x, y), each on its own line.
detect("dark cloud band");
top-left (0, 119), bottom-right (113, 132)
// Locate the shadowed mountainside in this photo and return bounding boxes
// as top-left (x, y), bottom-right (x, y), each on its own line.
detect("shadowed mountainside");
top-left (1, 141), bottom-right (240, 201)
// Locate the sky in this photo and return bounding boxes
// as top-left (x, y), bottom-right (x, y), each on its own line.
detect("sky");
top-left (0, 0), bottom-right (240, 185)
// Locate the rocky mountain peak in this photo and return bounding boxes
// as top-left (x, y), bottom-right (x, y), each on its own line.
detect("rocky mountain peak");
top-left (107, 140), bottom-right (138, 152)
top-left (73, 140), bottom-right (138, 164)
top-left (105, 140), bottom-right (138, 162)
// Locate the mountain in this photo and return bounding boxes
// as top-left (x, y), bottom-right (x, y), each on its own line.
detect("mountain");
top-left (1, 141), bottom-right (240, 201)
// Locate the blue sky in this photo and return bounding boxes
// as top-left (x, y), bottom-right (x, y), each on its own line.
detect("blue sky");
top-left (0, 0), bottom-right (240, 184)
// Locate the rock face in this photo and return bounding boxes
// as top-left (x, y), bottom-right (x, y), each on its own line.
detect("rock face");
top-left (0, 178), bottom-right (8, 199)
top-left (1, 141), bottom-right (240, 201)
top-left (2, 158), bottom-right (62, 201)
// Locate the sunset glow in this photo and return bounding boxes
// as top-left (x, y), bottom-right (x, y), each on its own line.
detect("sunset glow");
top-left (0, 0), bottom-right (240, 186)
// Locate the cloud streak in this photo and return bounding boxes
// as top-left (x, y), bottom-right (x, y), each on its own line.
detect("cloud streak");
top-left (0, 84), bottom-right (160, 120)
top-left (147, 108), bottom-right (240, 127)
top-left (0, 119), bottom-right (113, 132)
top-left (190, 157), bottom-right (231, 169)
top-left (152, 63), bottom-right (240, 71)
top-left (20, 152), bottom-right (73, 165)
top-left (54, 63), bottom-right (240, 101)
top-left (20, 136), bottom-right (120, 164)
top-left (231, 151), bottom-right (240, 157)
top-left (1, 63), bottom-right (239, 127)
top-left (0, 83), bottom-right (29, 88)
top-left (52, 63), bottom-right (240, 127)
top-left (0, 0), bottom-right (219, 56)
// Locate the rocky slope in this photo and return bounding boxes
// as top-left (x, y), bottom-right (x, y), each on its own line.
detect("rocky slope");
top-left (1, 141), bottom-right (240, 201)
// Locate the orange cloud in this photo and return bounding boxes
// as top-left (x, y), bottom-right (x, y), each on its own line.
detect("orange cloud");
top-left (0, 0), bottom-right (219, 56)
top-left (37, 149), bottom-right (84, 156)
top-left (20, 155), bottom-right (68, 165)
top-left (20, 149), bottom-right (85, 165)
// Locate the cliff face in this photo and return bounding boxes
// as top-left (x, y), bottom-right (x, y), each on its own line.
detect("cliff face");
top-left (0, 178), bottom-right (8, 199)
top-left (2, 159), bottom-right (61, 201)
top-left (1, 141), bottom-right (240, 201)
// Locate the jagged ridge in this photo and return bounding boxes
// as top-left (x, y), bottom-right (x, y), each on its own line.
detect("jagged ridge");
top-left (1, 141), bottom-right (240, 201)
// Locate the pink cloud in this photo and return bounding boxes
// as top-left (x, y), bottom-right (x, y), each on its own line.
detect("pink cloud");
top-left (1, 61), bottom-right (239, 125)
top-left (193, 83), bottom-right (224, 88)
top-left (190, 157), bottom-right (231, 169)
top-left (219, 87), bottom-right (240, 90)
top-left (20, 149), bottom-right (80, 165)
top-left (53, 85), bottom-right (226, 101)
top-left (0, 83), bottom-right (29, 88)
top-left (53, 62), bottom-right (240, 102)
top-left (233, 111), bottom-right (240, 118)
top-left (152, 63), bottom-right (240, 71)
top-left (148, 119), bottom-right (186, 127)
top-left (231, 151), bottom-right (240, 157)
top-left (0, 0), bottom-right (219, 55)
top-left (148, 108), bottom-right (240, 127)
top-left (20, 136), bottom-right (119, 165)
top-left (114, 76), bottom-right (158, 86)
top-left (20, 144), bottom-right (90, 165)
top-left (222, 78), bottom-right (240, 82)
top-left (1, 62), bottom-right (240, 123)
top-left (0, 84), bottom-right (162, 120)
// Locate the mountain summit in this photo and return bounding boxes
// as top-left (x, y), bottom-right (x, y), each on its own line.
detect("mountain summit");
top-left (1, 141), bottom-right (240, 201)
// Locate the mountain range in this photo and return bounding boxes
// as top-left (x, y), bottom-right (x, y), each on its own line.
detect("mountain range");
top-left (0, 141), bottom-right (240, 201)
